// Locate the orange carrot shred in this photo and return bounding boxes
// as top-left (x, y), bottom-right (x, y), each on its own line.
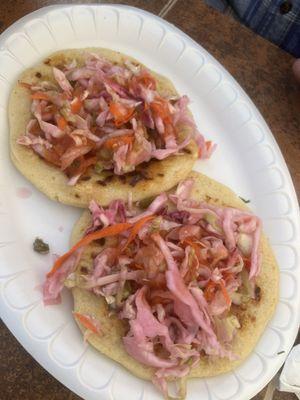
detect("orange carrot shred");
top-left (71, 97), bottom-right (82, 114)
top-left (73, 312), bottom-right (100, 334)
top-left (46, 215), bottom-right (159, 278)
top-left (31, 92), bottom-right (50, 101)
top-left (150, 98), bottom-right (172, 125)
top-left (204, 281), bottom-right (217, 302)
top-left (204, 279), bottom-right (231, 306)
top-left (121, 215), bottom-right (155, 251)
top-left (219, 281), bottom-right (231, 306)
top-left (57, 115), bottom-right (67, 131)
top-left (104, 134), bottom-right (134, 150)
top-left (109, 102), bottom-right (135, 126)
top-left (47, 222), bottom-right (132, 277)
top-left (182, 238), bottom-right (202, 262)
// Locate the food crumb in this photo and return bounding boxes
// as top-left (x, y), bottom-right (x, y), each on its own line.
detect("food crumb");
top-left (239, 196), bottom-right (250, 204)
top-left (33, 237), bottom-right (49, 254)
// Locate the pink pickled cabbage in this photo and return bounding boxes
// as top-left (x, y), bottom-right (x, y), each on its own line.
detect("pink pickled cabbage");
top-left (18, 53), bottom-right (214, 184)
top-left (43, 177), bottom-right (262, 397)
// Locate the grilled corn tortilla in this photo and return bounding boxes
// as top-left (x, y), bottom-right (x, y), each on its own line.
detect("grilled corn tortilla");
top-left (9, 48), bottom-right (198, 208)
top-left (70, 171), bottom-right (279, 380)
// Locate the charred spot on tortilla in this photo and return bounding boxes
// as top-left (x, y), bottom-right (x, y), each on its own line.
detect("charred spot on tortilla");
top-left (81, 176), bottom-right (91, 181)
top-left (35, 72), bottom-right (42, 78)
top-left (75, 194), bottom-right (80, 199)
top-left (128, 170), bottom-right (150, 187)
top-left (117, 175), bottom-right (126, 183)
top-left (96, 180), bottom-right (107, 186)
top-left (255, 286), bottom-right (261, 301)
top-left (104, 175), bottom-right (114, 184)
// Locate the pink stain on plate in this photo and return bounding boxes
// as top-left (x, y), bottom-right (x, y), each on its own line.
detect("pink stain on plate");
top-left (58, 226), bottom-right (64, 232)
top-left (16, 187), bottom-right (32, 199)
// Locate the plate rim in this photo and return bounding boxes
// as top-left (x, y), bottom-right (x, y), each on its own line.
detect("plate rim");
top-left (0, 4), bottom-right (299, 400)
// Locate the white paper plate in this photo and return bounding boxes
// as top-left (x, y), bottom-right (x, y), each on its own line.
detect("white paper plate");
top-left (0, 4), bottom-right (299, 400)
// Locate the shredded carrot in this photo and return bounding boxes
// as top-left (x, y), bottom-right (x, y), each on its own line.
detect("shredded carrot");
top-left (47, 214), bottom-right (158, 278)
top-left (122, 215), bottom-right (155, 251)
top-left (204, 279), bottom-right (231, 306)
top-left (204, 281), bottom-right (217, 302)
top-left (135, 71), bottom-right (156, 89)
top-left (103, 134), bottom-right (134, 150)
top-left (150, 98), bottom-right (172, 125)
top-left (57, 115), bottom-right (67, 131)
top-left (73, 312), bottom-right (100, 334)
top-left (182, 239), bottom-right (202, 261)
top-left (223, 271), bottom-right (234, 281)
top-left (71, 97), bottom-right (82, 114)
top-left (47, 222), bottom-right (132, 277)
top-left (219, 281), bottom-right (231, 306)
top-left (47, 105), bottom-right (58, 114)
top-left (31, 92), bottom-right (50, 101)
top-left (109, 102), bottom-right (135, 127)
